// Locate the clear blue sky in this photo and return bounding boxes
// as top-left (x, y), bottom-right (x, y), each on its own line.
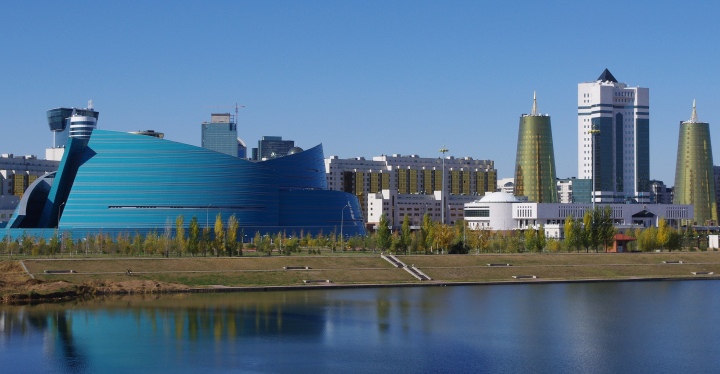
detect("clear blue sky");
top-left (1, 1), bottom-right (718, 185)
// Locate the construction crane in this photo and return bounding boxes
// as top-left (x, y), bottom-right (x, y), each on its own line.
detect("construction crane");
top-left (205, 103), bottom-right (245, 124)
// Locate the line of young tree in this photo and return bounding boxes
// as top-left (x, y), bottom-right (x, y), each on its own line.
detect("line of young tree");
top-left (0, 213), bottom-right (373, 258)
top-left (0, 210), bottom-right (705, 257)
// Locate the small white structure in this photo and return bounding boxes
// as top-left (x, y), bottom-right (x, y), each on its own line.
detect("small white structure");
top-left (464, 192), bottom-right (523, 231)
top-left (709, 235), bottom-right (719, 250)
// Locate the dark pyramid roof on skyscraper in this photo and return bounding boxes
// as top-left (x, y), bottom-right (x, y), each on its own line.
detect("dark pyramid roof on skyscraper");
top-left (597, 68), bottom-right (618, 83)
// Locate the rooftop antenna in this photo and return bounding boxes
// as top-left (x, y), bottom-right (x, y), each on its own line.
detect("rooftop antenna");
top-left (689, 99), bottom-right (698, 123)
top-left (530, 91), bottom-right (539, 116)
top-left (205, 103), bottom-right (245, 124)
top-left (88, 100), bottom-right (94, 110)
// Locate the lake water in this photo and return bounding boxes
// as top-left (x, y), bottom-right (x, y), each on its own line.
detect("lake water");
top-left (2, 280), bottom-right (719, 373)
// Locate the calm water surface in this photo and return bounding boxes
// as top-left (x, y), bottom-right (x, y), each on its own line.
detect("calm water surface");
top-left (2, 280), bottom-right (719, 373)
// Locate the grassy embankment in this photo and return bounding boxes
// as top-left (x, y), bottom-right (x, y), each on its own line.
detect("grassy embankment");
top-left (1, 251), bottom-right (718, 301)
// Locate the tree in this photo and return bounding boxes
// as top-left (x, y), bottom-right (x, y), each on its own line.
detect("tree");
top-left (48, 234), bottom-right (60, 257)
top-left (422, 214), bottom-right (435, 255)
top-left (377, 214), bottom-right (391, 252)
top-left (564, 215), bottom-right (582, 252)
top-left (546, 238), bottom-right (562, 252)
top-left (188, 216), bottom-right (200, 256)
top-left (524, 229), bottom-right (536, 253)
top-left (132, 233), bottom-right (143, 256)
top-left (226, 214), bottom-right (239, 256)
top-left (400, 215), bottom-right (412, 254)
top-left (144, 231), bottom-right (158, 256)
top-left (201, 227), bottom-right (211, 257)
top-left (33, 237), bottom-right (45, 256)
top-left (536, 225), bottom-right (547, 252)
top-left (19, 232), bottom-right (32, 255)
top-left (420, 213), bottom-right (432, 254)
top-left (175, 215), bottom-right (186, 257)
top-left (582, 210), bottom-right (593, 252)
top-left (161, 218), bottom-right (174, 257)
top-left (214, 213), bottom-right (224, 257)
top-left (667, 229), bottom-right (682, 252)
top-left (409, 232), bottom-right (421, 254)
top-left (656, 217), bottom-right (670, 250)
top-left (434, 224), bottom-right (453, 254)
top-left (638, 226), bottom-right (658, 251)
top-left (390, 231), bottom-right (401, 254)
top-left (507, 231), bottom-right (524, 253)
top-left (602, 207), bottom-right (616, 252)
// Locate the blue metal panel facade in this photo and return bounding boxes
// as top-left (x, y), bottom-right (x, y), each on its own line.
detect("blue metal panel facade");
top-left (5, 130), bottom-right (365, 239)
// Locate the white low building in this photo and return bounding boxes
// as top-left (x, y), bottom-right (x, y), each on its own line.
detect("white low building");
top-left (465, 192), bottom-right (693, 239)
top-left (367, 189), bottom-right (476, 230)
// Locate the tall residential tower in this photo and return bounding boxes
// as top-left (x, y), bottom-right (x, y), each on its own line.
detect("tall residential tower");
top-left (578, 69), bottom-right (650, 203)
top-left (673, 101), bottom-right (717, 226)
top-left (513, 92), bottom-right (557, 203)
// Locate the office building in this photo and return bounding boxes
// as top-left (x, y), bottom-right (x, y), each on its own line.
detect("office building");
top-left (649, 180), bottom-right (673, 204)
top-left (129, 130), bottom-right (164, 138)
top-left (556, 177), bottom-right (592, 204)
top-left (253, 136), bottom-right (295, 160)
top-left (5, 130), bottom-right (365, 240)
top-left (237, 138), bottom-right (247, 159)
top-left (673, 101), bottom-right (717, 226)
top-left (496, 178), bottom-right (515, 194)
top-left (578, 69), bottom-right (650, 203)
top-left (201, 113), bottom-right (238, 157)
top-left (326, 153), bottom-right (496, 229)
top-left (514, 92), bottom-right (557, 203)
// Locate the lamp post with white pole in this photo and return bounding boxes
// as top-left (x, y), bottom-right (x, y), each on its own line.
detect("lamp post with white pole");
top-left (206, 204), bottom-right (211, 228)
top-left (57, 202), bottom-right (65, 229)
top-left (439, 145), bottom-right (449, 225)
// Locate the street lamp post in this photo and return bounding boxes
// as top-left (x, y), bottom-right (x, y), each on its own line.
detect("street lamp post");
top-left (439, 145), bottom-right (449, 225)
top-left (340, 201), bottom-right (351, 251)
top-left (206, 204), bottom-right (211, 228)
top-left (57, 202), bottom-right (66, 229)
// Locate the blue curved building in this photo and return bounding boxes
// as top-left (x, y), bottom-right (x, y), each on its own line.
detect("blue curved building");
top-left (6, 130), bottom-right (365, 239)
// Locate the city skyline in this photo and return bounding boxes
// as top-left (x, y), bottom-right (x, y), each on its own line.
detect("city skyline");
top-left (1, 1), bottom-right (719, 185)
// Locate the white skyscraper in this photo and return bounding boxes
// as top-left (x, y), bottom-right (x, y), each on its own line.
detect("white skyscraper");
top-left (577, 69), bottom-right (650, 203)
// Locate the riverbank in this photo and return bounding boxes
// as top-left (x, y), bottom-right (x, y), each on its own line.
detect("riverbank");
top-left (2, 252), bottom-right (719, 304)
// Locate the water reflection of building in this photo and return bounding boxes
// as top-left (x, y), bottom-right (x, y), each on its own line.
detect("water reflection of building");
top-left (0, 310), bottom-right (87, 373)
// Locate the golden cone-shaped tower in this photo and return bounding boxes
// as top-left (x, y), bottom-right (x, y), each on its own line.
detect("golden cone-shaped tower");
top-left (673, 100), bottom-right (718, 226)
top-left (513, 92), bottom-right (558, 203)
